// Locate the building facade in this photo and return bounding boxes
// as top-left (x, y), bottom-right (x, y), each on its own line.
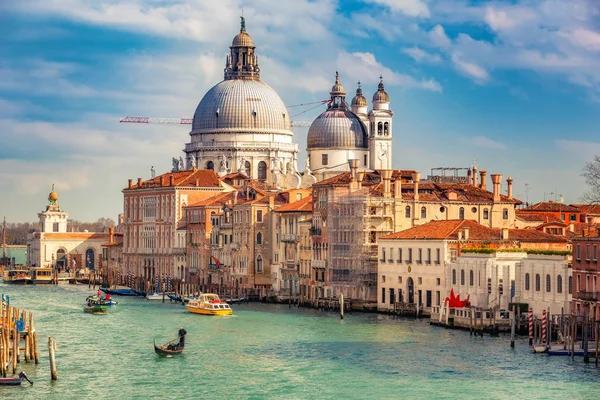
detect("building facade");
top-left (571, 236), bottom-right (600, 320)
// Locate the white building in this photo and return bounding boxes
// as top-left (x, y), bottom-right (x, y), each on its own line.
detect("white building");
top-left (183, 19), bottom-right (300, 187)
top-left (27, 187), bottom-right (109, 271)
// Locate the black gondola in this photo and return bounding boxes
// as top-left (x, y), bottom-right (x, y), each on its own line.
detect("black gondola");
top-left (153, 339), bottom-right (184, 356)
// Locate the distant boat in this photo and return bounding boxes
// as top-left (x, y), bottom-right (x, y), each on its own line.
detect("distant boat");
top-left (100, 287), bottom-right (137, 297)
top-left (222, 296), bottom-right (248, 304)
top-left (29, 267), bottom-right (55, 284)
top-left (146, 292), bottom-right (174, 300)
top-left (0, 372), bottom-right (33, 386)
top-left (83, 305), bottom-right (107, 314)
top-left (86, 296), bottom-right (118, 306)
top-left (3, 269), bottom-right (33, 285)
top-left (186, 293), bottom-right (232, 316)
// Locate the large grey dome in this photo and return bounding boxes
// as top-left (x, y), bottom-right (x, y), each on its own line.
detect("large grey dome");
top-left (191, 79), bottom-right (292, 135)
top-left (307, 109), bottom-right (368, 149)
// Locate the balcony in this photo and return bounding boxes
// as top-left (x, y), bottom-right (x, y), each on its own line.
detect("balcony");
top-left (312, 260), bottom-right (327, 269)
top-left (282, 233), bottom-right (301, 243)
top-left (577, 291), bottom-right (599, 301)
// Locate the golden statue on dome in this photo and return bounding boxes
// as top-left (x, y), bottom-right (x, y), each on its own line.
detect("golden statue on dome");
top-left (48, 183), bottom-right (59, 205)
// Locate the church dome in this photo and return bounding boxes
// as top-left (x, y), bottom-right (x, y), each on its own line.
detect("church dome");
top-left (232, 31), bottom-right (254, 47)
top-left (373, 76), bottom-right (390, 103)
top-left (351, 85), bottom-right (367, 107)
top-left (307, 109), bottom-right (368, 149)
top-left (191, 79), bottom-right (292, 135)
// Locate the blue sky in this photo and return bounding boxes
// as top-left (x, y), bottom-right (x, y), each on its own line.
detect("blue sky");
top-left (1, 0), bottom-right (600, 222)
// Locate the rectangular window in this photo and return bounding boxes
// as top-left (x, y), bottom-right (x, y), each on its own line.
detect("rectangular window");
top-left (53, 222), bottom-right (59, 232)
top-left (381, 248), bottom-right (386, 262)
top-left (560, 213), bottom-right (565, 221)
top-left (594, 245), bottom-right (598, 261)
top-left (389, 248), bottom-right (394, 262)
top-left (364, 154), bottom-right (368, 166)
top-left (436, 291), bottom-right (440, 306)
top-left (427, 248), bottom-right (431, 264)
top-left (417, 249), bottom-right (422, 264)
top-left (397, 248), bottom-right (402, 263)
top-left (408, 248), bottom-right (412, 263)
top-left (418, 277), bottom-right (422, 285)
top-left (381, 287), bottom-right (386, 303)
top-left (436, 278), bottom-right (441, 286)
top-left (586, 245), bottom-right (591, 261)
top-left (570, 214), bottom-right (577, 222)
top-left (257, 210), bottom-right (263, 223)
top-left (576, 244), bottom-right (581, 260)
top-left (436, 248), bottom-right (440, 264)
top-left (322, 154), bottom-right (328, 165)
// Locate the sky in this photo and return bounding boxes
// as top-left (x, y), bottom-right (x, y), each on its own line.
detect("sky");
top-left (1, 0), bottom-right (600, 223)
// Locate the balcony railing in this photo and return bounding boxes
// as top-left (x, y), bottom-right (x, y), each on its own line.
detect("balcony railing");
top-left (577, 291), bottom-right (599, 301)
top-left (281, 233), bottom-right (301, 243)
top-left (312, 260), bottom-right (327, 269)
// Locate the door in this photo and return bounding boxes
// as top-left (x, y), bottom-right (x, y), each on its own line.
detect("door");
top-left (389, 288), bottom-right (395, 305)
top-left (407, 277), bottom-right (414, 304)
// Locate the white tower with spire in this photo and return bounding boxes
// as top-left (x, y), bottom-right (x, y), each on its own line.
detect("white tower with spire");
top-left (368, 76), bottom-right (393, 170)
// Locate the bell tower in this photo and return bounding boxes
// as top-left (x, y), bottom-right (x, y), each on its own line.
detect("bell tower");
top-left (368, 76), bottom-right (393, 170)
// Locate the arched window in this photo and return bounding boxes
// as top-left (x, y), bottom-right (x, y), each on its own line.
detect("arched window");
top-left (405, 206), bottom-right (411, 218)
top-left (469, 270), bottom-right (474, 286)
top-left (525, 273), bottom-right (530, 290)
top-left (483, 209), bottom-right (489, 220)
top-left (244, 161), bottom-right (251, 177)
top-left (459, 207), bottom-right (465, 220)
top-left (206, 161), bottom-right (214, 170)
top-left (56, 248), bottom-right (67, 268)
top-left (557, 275), bottom-right (563, 293)
top-left (85, 249), bottom-right (95, 270)
top-left (535, 274), bottom-right (541, 291)
top-left (384, 122), bottom-right (389, 135)
top-left (257, 161), bottom-right (267, 181)
top-left (256, 232), bottom-right (262, 245)
top-left (256, 255), bottom-right (263, 273)
top-left (460, 269), bottom-right (465, 285)
top-left (452, 269), bottom-right (456, 285)
top-left (546, 274), bottom-right (551, 292)
top-left (420, 206), bottom-right (427, 219)
top-left (377, 122), bottom-right (383, 135)
top-left (568, 276), bottom-right (572, 294)
top-left (503, 208), bottom-right (509, 220)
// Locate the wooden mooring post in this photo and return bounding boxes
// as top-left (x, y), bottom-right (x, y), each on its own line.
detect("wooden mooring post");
top-left (48, 336), bottom-right (57, 380)
top-left (0, 298), bottom-right (39, 376)
top-left (510, 305), bottom-right (516, 348)
top-left (340, 294), bottom-right (344, 320)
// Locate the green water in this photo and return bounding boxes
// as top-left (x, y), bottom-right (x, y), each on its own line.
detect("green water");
top-left (0, 283), bottom-right (598, 400)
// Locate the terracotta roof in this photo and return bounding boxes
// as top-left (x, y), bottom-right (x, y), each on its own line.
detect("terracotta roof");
top-left (43, 233), bottom-right (110, 240)
top-left (275, 195), bottom-right (313, 213)
top-left (516, 211), bottom-right (561, 223)
top-left (381, 219), bottom-right (567, 243)
top-left (519, 201), bottom-right (579, 213)
top-left (571, 204), bottom-right (600, 215)
top-left (124, 169), bottom-right (221, 190)
top-left (187, 192), bottom-right (234, 208)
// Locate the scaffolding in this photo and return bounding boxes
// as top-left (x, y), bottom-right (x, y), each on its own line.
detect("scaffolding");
top-left (328, 186), bottom-right (395, 302)
top-left (428, 167), bottom-right (470, 184)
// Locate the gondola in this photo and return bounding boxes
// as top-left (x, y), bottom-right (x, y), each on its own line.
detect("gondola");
top-left (0, 372), bottom-right (33, 386)
top-left (153, 339), bottom-right (184, 357)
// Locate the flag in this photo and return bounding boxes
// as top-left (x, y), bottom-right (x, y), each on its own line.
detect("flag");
top-left (211, 256), bottom-right (223, 268)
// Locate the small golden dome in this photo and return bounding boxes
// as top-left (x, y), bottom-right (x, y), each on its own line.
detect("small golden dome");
top-left (330, 71), bottom-right (346, 96)
top-left (232, 32), bottom-right (254, 47)
top-left (48, 191), bottom-right (58, 202)
top-left (373, 76), bottom-right (390, 103)
top-left (352, 84), bottom-right (368, 107)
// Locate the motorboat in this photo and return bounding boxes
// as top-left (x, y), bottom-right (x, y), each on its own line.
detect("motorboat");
top-left (29, 267), bottom-right (54, 284)
top-left (83, 305), bottom-right (107, 314)
top-left (86, 295), bottom-right (118, 306)
top-left (146, 292), bottom-right (174, 300)
top-left (3, 269), bottom-right (33, 285)
top-left (186, 293), bottom-right (232, 316)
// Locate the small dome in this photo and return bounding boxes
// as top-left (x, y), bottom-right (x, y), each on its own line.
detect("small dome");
top-left (373, 76), bottom-right (390, 103)
top-left (48, 191), bottom-right (58, 202)
top-left (330, 71), bottom-right (346, 96)
top-left (307, 110), bottom-right (368, 149)
top-left (352, 85), bottom-right (367, 107)
top-left (232, 31), bottom-right (254, 48)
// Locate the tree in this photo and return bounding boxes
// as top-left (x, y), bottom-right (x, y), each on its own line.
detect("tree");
top-left (581, 155), bottom-right (600, 203)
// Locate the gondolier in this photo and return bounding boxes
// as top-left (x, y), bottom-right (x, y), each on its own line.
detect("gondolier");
top-left (178, 327), bottom-right (187, 347)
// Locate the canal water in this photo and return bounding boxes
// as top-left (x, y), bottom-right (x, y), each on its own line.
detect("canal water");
top-left (0, 283), bottom-right (598, 400)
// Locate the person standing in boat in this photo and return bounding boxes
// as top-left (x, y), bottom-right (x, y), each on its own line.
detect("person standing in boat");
top-left (178, 327), bottom-right (187, 348)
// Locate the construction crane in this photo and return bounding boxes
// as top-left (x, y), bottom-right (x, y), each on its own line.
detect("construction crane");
top-left (119, 117), bottom-right (312, 127)
top-left (119, 99), bottom-right (330, 128)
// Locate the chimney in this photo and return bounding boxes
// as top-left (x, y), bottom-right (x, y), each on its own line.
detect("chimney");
top-left (490, 174), bottom-right (502, 202)
top-left (463, 227), bottom-right (469, 240)
top-left (357, 170), bottom-right (366, 190)
top-left (467, 169), bottom-right (472, 185)
top-left (195, 179), bottom-right (200, 187)
top-left (269, 195), bottom-right (275, 209)
top-left (507, 176), bottom-right (513, 199)
top-left (480, 170), bottom-right (487, 190)
top-left (348, 159), bottom-right (359, 181)
top-left (137, 177), bottom-right (142, 187)
top-left (109, 227), bottom-right (115, 244)
top-left (169, 175), bottom-right (175, 186)
top-left (128, 179), bottom-right (133, 189)
top-left (394, 178), bottom-right (402, 198)
top-left (472, 165), bottom-right (478, 187)
top-left (569, 223), bottom-right (574, 232)
top-left (412, 172), bottom-right (421, 201)
top-left (381, 170), bottom-right (393, 197)
top-left (458, 231), bottom-right (463, 240)
top-left (502, 228), bottom-right (509, 240)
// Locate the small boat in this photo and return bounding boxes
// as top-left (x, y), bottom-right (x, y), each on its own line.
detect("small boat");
top-left (223, 296), bottom-right (248, 304)
top-left (186, 293), bottom-right (232, 316)
top-left (86, 296), bottom-right (117, 306)
top-left (83, 305), bottom-right (107, 314)
top-left (532, 345), bottom-right (548, 353)
top-left (0, 372), bottom-right (33, 386)
top-left (100, 287), bottom-right (138, 297)
top-left (153, 339), bottom-right (184, 357)
top-left (132, 289), bottom-right (147, 297)
top-left (167, 293), bottom-right (182, 302)
top-left (29, 267), bottom-right (55, 284)
top-left (3, 269), bottom-right (33, 285)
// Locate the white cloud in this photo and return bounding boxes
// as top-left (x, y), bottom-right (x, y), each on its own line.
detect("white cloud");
top-left (451, 54), bottom-right (488, 82)
top-left (484, 6), bottom-right (537, 32)
top-left (363, 0), bottom-right (430, 17)
top-left (402, 47), bottom-right (441, 63)
top-left (567, 29), bottom-right (600, 51)
top-left (470, 136), bottom-right (507, 150)
top-left (428, 24), bottom-right (451, 48)
top-left (337, 51), bottom-right (442, 92)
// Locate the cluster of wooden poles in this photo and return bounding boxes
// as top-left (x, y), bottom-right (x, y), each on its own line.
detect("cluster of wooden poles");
top-left (0, 299), bottom-right (39, 376)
